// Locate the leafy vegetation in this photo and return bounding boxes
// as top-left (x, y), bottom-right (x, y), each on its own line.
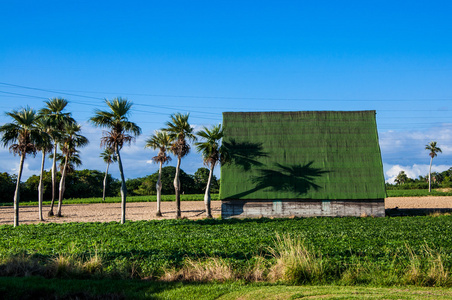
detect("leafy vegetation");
top-left (2, 216), bottom-right (452, 287)
top-left (0, 167), bottom-right (219, 205)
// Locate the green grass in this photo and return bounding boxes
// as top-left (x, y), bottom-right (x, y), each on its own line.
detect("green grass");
top-left (386, 189), bottom-right (452, 197)
top-left (2, 277), bottom-right (452, 300)
top-left (0, 194), bottom-right (218, 207)
top-left (1, 188), bottom-right (449, 207)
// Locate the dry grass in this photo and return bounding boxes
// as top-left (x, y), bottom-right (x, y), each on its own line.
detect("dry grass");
top-left (268, 233), bottom-right (324, 283)
top-left (405, 244), bottom-right (450, 286)
top-left (428, 211), bottom-right (451, 217)
top-left (161, 257), bottom-right (235, 282)
top-left (0, 254), bottom-right (45, 277)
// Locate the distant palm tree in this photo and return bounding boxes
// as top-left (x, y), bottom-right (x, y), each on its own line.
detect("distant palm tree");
top-left (90, 98), bottom-right (141, 224)
top-left (394, 170), bottom-right (408, 185)
top-left (426, 141), bottom-right (442, 192)
top-left (195, 124), bottom-right (224, 218)
top-left (56, 123), bottom-right (88, 217)
top-left (163, 113), bottom-right (196, 219)
top-left (100, 147), bottom-right (117, 202)
top-left (145, 130), bottom-right (173, 216)
top-left (39, 98), bottom-right (75, 216)
top-left (0, 107), bottom-right (42, 227)
top-left (35, 116), bottom-right (53, 221)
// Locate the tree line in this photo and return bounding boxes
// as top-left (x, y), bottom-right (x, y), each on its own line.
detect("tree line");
top-left (388, 167), bottom-right (452, 190)
top-left (0, 97), bottom-right (225, 226)
top-left (0, 166), bottom-right (219, 204)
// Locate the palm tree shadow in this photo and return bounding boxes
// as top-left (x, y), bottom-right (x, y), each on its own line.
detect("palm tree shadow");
top-left (222, 139), bottom-right (268, 171)
top-left (229, 162), bottom-right (330, 198)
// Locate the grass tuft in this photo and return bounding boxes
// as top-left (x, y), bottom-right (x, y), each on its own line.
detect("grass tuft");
top-left (161, 257), bottom-right (235, 282)
top-left (268, 234), bottom-right (324, 284)
top-left (0, 254), bottom-right (45, 277)
top-left (404, 244), bottom-right (451, 287)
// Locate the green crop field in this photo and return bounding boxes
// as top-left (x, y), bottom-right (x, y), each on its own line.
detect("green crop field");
top-left (1, 215), bottom-right (452, 289)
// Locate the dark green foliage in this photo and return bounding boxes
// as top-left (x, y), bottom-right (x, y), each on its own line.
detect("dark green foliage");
top-left (64, 169), bottom-right (118, 199)
top-left (1, 170), bottom-right (120, 203)
top-left (125, 177), bottom-right (145, 196)
top-left (194, 167), bottom-right (219, 193)
top-left (133, 166), bottom-right (198, 195)
top-left (387, 167), bottom-right (452, 191)
top-left (0, 172), bottom-right (16, 203)
top-left (221, 111), bottom-right (385, 200)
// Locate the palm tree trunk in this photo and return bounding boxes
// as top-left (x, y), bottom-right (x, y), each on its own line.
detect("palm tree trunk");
top-left (429, 156), bottom-right (433, 193)
top-left (103, 162), bottom-right (110, 202)
top-left (174, 156), bottom-right (182, 219)
top-left (204, 165), bottom-right (214, 218)
top-left (48, 143), bottom-right (57, 216)
top-left (13, 154), bottom-right (26, 227)
top-left (57, 156), bottom-right (68, 217)
top-left (156, 162), bottom-right (163, 217)
top-left (116, 146), bottom-right (127, 224)
top-left (38, 150), bottom-right (46, 221)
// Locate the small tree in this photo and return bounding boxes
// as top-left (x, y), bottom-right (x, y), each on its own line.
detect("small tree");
top-left (90, 98), bottom-right (141, 224)
top-left (100, 148), bottom-right (117, 202)
top-left (195, 124), bottom-right (225, 218)
top-left (145, 130), bottom-right (172, 216)
top-left (39, 98), bottom-right (75, 216)
top-left (0, 107), bottom-right (42, 227)
top-left (35, 116), bottom-right (53, 221)
top-left (162, 113), bottom-right (196, 219)
top-left (56, 123), bottom-right (88, 217)
top-left (425, 141), bottom-right (442, 192)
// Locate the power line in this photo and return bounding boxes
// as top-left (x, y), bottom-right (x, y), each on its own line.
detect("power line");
top-left (1, 81), bottom-right (452, 102)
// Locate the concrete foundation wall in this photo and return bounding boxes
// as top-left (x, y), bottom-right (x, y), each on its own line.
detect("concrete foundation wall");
top-left (221, 199), bottom-right (385, 218)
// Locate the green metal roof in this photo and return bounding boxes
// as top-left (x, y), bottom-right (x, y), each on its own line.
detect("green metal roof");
top-left (220, 111), bottom-right (386, 200)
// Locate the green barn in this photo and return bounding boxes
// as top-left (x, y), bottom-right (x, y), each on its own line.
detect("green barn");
top-left (220, 111), bottom-right (386, 218)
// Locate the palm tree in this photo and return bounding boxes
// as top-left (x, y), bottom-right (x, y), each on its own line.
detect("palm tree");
top-left (100, 147), bottom-right (117, 202)
top-left (394, 170), bottom-right (408, 185)
top-left (90, 98), bottom-right (141, 224)
top-left (426, 141), bottom-right (442, 192)
top-left (0, 107), bottom-right (42, 227)
top-left (145, 130), bottom-right (173, 216)
top-left (162, 113), bottom-right (196, 219)
top-left (56, 123), bottom-right (88, 217)
top-left (39, 98), bottom-right (75, 216)
top-left (195, 124), bottom-right (224, 218)
top-left (35, 116), bottom-right (53, 221)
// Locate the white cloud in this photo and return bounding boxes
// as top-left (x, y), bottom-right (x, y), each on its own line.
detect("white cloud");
top-left (379, 123), bottom-right (452, 167)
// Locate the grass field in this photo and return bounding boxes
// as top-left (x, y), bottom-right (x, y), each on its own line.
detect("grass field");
top-left (2, 277), bottom-right (452, 299)
top-left (0, 193), bottom-right (216, 207)
top-left (1, 189), bottom-right (451, 207)
top-left (386, 189), bottom-right (452, 197)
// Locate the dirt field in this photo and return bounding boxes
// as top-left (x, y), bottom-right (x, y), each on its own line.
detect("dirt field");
top-left (1, 197), bottom-right (451, 225)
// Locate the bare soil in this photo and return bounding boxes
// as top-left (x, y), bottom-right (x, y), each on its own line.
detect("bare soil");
top-left (1, 197), bottom-right (451, 225)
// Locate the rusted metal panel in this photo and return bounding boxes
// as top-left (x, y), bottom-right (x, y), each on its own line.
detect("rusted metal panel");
top-left (221, 199), bottom-right (385, 218)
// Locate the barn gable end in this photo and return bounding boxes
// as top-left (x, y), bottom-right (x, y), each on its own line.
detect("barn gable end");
top-left (220, 111), bottom-right (386, 218)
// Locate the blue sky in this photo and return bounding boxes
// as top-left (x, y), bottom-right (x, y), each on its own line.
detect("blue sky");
top-left (0, 0), bottom-right (451, 183)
